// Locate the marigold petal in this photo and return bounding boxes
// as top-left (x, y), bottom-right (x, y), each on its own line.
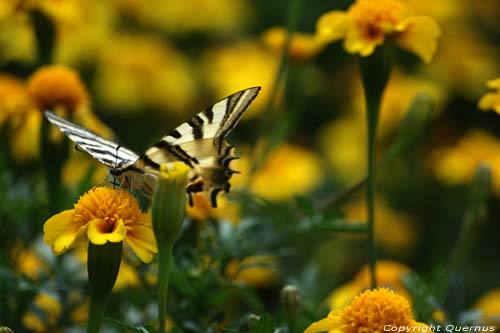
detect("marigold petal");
top-left (478, 93), bottom-right (500, 114)
top-left (125, 218), bottom-right (158, 263)
top-left (87, 218), bottom-right (127, 245)
top-left (304, 312), bottom-right (342, 333)
top-left (344, 25), bottom-right (381, 56)
top-left (316, 10), bottom-right (350, 43)
top-left (486, 78), bottom-right (500, 90)
top-left (396, 15), bottom-right (441, 63)
top-left (43, 210), bottom-right (87, 254)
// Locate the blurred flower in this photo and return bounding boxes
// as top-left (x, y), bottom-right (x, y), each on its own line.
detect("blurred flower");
top-left (226, 255), bottom-right (280, 289)
top-left (93, 35), bottom-right (196, 116)
top-left (44, 187), bottom-right (157, 263)
top-left (316, 0), bottom-right (441, 63)
top-left (343, 197), bottom-right (419, 256)
top-left (0, 74), bottom-right (39, 161)
top-left (0, 75), bottom-right (31, 123)
top-left (306, 288), bottom-right (430, 333)
top-left (0, 1), bottom-right (114, 66)
top-left (234, 144), bottom-right (323, 201)
top-left (327, 261), bottom-right (412, 310)
top-left (262, 27), bottom-right (325, 62)
top-left (319, 114), bottom-right (366, 181)
top-left (425, 28), bottom-right (499, 98)
top-left (28, 65), bottom-right (89, 112)
top-left (431, 130), bottom-right (500, 195)
top-left (186, 193), bottom-right (240, 224)
top-left (0, 6), bottom-right (37, 65)
top-left (201, 41), bottom-right (280, 117)
top-left (115, 0), bottom-right (252, 36)
top-left (13, 245), bottom-right (49, 281)
top-left (319, 70), bottom-right (445, 181)
top-left (62, 154), bottom-right (109, 188)
top-left (1, 66), bottom-right (113, 162)
top-left (22, 292), bottom-right (62, 332)
top-left (478, 78), bottom-right (500, 114)
top-left (474, 289), bottom-right (500, 329)
top-left (404, 0), bottom-right (465, 24)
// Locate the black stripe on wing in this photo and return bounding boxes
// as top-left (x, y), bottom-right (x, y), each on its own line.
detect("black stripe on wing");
top-left (43, 111), bottom-right (139, 168)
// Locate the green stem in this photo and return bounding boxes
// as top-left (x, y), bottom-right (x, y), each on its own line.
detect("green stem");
top-left (365, 92), bottom-right (380, 289)
top-left (359, 45), bottom-right (393, 289)
top-left (87, 242), bottom-right (122, 333)
top-left (87, 294), bottom-right (107, 333)
top-left (158, 244), bottom-right (174, 333)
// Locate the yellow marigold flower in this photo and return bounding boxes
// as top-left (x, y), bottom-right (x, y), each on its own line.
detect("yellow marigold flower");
top-left (262, 27), bottom-right (325, 62)
top-left (0, 67), bottom-right (113, 162)
top-left (117, 0), bottom-right (252, 36)
top-left (431, 130), bottom-right (500, 195)
top-left (0, 74), bottom-right (41, 162)
top-left (22, 292), bottom-right (62, 332)
top-left (234, 144), bottom-right (322, 201)
top-left (13, 245), bottom-right (50, 281)
top-left (343, 197), bottom-right (418, 256)
top-left (201, 41), bottom-right (279, 117)
top-left (62, 154), bottom-right (109, 188)
top-left (424, 27), bottom-right (498, 98)
top-left (306, 288), bottom-right (431, 333)
top-left (479, 78), bottom-right (500, 114)
top-left (474, 288), bottom-right (500, 329)
top-left (327, 261), bottom-right (412, 310)
top-left (44, 187), bottom-right (158, 263)
top-left (27, 65), bottom-right (89, 112)
top-left (0, 75), bottom-right (32, 123)
top-left (94, 35), bottom-right (196, 116)
top-left (226, 255), bottom-right (280, 289)
top-left (316, 0), bottom-right (441, 63)
top-left (319, 69), bottom-right (445, 181)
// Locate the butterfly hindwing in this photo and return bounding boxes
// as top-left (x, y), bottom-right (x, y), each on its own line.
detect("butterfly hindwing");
top-left (139, 87), bottom-right (261, 207)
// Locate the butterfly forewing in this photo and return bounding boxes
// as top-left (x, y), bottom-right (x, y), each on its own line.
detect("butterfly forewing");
top-left (43, 111), bottom-right (139, 168)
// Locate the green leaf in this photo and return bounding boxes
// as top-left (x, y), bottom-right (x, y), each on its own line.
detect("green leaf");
top-left (106, 318), bottom-right (158, 333)
top-left (402, 272), bottom-right (441, 322)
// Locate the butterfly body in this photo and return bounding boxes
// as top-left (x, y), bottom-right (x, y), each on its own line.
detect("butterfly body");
top-left (44, 87), bottom-right (261, 207)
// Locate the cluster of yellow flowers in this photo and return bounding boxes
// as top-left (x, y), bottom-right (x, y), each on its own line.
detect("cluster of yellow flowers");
top-left (2, 0), bottom-right (500, 332)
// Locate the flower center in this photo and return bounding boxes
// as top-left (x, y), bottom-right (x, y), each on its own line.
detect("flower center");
top-left (341, 288), bottom-right (414, 331)
top-left (73, 187), bottom-right (143, 228)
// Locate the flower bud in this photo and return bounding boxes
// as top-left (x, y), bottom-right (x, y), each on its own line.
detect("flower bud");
top-left (281, 285), bottom-right (301, 313)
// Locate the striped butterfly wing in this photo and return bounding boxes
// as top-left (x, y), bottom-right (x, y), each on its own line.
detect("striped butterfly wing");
top-left (137, 87), bottom-right (261, 207)
top-left (43, 111), bottom-right (139, 171)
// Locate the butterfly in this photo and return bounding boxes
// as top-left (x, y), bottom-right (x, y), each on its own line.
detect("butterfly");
top-left (43, 87), bottom-right (261, 207)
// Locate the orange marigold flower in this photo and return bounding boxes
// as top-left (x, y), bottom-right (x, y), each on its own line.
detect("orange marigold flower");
top-left (305, 288), bottom-right (432, 333)
top-left (44, 187), bottom-right (157, 263)
top-left (327, 261), bottom-right (412, 310)
top-left (316, 0), bottom-right (441, 63)
top-left (478, 78), bottom-right (500, 114)
top-left (27, 65), bottom-right (89, 111)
